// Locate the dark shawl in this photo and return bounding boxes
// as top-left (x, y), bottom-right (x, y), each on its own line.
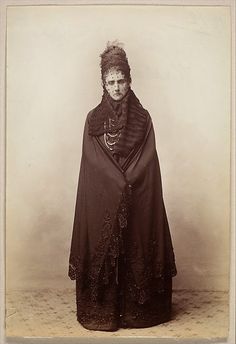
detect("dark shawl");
top-left (68, 93), bottom-right (177, 305)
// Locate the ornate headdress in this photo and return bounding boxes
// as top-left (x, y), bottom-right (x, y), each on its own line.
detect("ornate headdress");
top-left (100, 41), bottom-right (131, 82)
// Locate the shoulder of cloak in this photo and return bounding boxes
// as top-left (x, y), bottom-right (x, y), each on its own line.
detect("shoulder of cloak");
top-left (86, 105), bottom-right (100, 123)
top-left (87, 105), bottom-right (108, 136)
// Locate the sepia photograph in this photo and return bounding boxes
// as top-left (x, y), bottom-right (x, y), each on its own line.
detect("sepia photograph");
top-left (0, 1), bottom-right (235, 343)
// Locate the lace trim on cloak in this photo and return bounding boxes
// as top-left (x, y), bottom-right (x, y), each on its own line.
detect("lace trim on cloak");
top-left (68, 184), bottom-right (177, 305)
top-left (68, 185), bottom-right (131, 301)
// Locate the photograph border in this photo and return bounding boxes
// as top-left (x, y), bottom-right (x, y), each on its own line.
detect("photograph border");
top-left (0, 0), bottom-right (235, 343)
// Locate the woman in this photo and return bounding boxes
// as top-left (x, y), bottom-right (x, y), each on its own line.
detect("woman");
top-left (68, 42), bottom-right (177, 331)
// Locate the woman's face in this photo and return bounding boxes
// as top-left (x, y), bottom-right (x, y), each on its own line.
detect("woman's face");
top-left (104, 69), bottom-right (130, 101)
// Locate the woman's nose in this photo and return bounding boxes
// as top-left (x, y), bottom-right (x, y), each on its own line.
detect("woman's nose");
top-left (114, 82), bottom-right (119, 90)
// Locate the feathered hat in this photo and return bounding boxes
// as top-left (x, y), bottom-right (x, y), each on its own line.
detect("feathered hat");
top-left (100, 41), bottom-right (131, 82)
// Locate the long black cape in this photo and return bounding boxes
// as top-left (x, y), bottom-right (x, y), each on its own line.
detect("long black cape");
top-left (69, 104), bottom-right (177, 307)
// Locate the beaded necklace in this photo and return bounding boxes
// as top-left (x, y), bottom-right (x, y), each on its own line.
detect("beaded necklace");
top-left (104, 118), bottom-right (122, 151)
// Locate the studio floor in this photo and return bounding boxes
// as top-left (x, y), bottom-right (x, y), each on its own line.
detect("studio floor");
top-left (6, 289), bottom-right (229, 340)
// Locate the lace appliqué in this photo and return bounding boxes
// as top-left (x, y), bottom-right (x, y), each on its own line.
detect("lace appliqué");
top-left (125, 239), bottom-right (177, 305)
top-left (69, 183), bottom-right (177, 305)
top-left (69, 210), bottom-right (114, 301)
top-left (69, 184), bottom-right (132, 297)
top-left (105, 185), bottom-right (132, 284)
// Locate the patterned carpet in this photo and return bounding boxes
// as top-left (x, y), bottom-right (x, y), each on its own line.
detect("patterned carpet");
top-left (6, 289), bottom-right (229, 339)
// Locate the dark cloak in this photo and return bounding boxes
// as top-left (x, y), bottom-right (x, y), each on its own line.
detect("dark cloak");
top-left (68, 95), bottom-right (177, 331)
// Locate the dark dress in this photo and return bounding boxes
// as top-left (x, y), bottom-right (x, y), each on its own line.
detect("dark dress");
top-left (68, 90), bottom-right (177, 331)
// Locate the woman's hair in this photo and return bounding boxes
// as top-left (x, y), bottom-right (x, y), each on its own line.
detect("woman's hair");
top-left (100, 41), bottom-right (131, 83)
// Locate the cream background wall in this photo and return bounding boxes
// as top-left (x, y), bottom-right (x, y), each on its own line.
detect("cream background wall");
top-left (6, 5), bottom-right (231, 290)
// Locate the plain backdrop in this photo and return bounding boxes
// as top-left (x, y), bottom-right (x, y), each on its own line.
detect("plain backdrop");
top-left (6, 5), bottom-right (231, 291)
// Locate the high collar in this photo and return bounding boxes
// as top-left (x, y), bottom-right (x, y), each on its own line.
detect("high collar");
top-left (88, 89), bottom-right (149, 158)
top-left (88, 89), bottom-right (131, 136)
